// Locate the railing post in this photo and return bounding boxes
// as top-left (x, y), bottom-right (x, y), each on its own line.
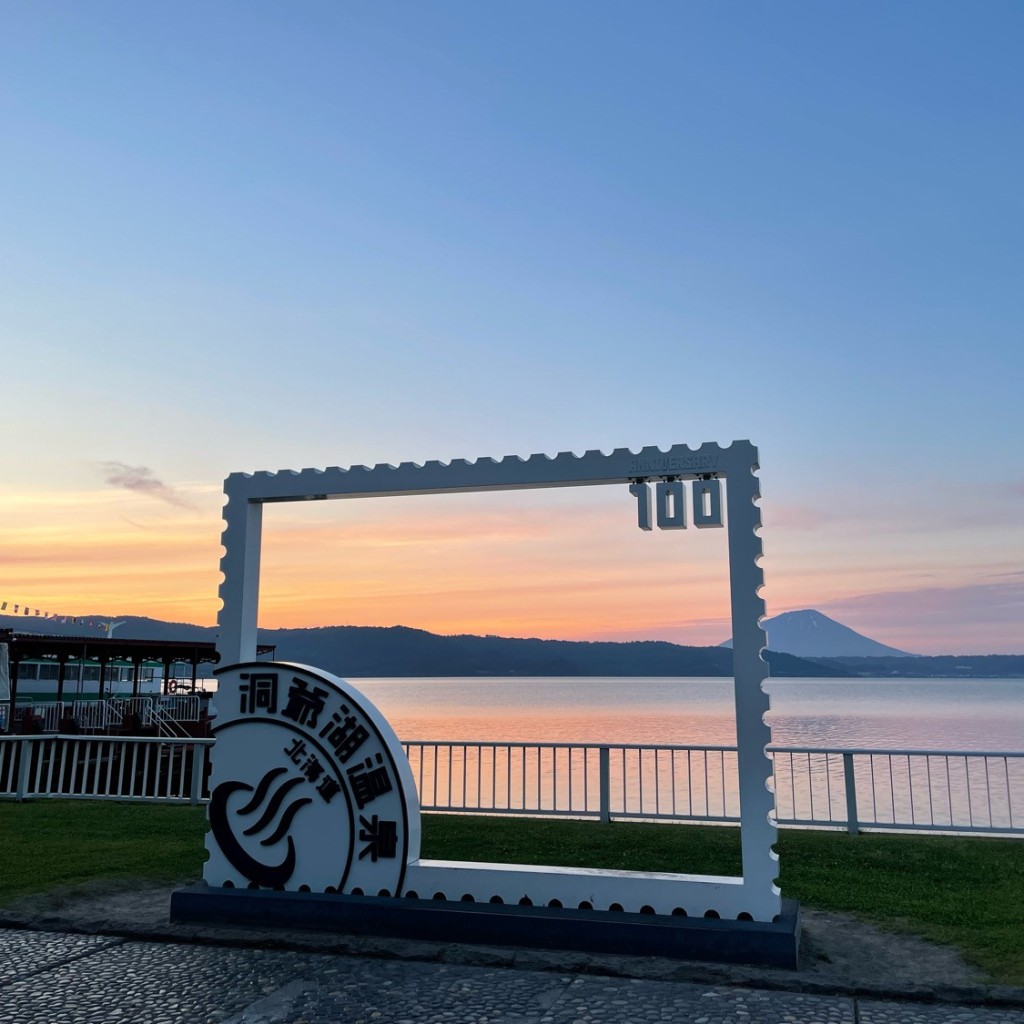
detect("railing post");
top-left (842, 752), bottom-right (859, 836)
top-left (599, 746), bottom-right (611, 823)
top-left (190, 743), bottom-right (207, 805)
top-left (16, 738), bottom-right (32, 802)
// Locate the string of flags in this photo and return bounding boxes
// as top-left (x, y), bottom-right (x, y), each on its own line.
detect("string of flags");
top-left (0, 600), bottom-right (107, 630)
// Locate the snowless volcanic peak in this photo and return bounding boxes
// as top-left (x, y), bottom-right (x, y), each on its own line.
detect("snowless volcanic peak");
top-left (721, 609), bottom-right (914, 659)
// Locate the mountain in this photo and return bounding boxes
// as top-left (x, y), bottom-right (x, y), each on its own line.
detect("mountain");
top-left (813, 654), bottom-right (1024, 678)
top-left (721, 609), bottom-right (914, 658)
top-left (0, 614), bottom-right (846, 678)
top-left (256, 625), bottom-right (846, 678)
top-left (7, 612), bottom-right (1018, 677)
top-left (0, 614), bottom-right (211, 642)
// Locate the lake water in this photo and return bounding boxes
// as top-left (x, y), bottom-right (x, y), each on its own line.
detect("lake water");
top-left (349, 676), bottom-right (1024, 752)
top-left (342, 676), bottom-right (1024, 828)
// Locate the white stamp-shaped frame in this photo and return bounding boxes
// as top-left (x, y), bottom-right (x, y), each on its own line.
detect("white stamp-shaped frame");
top-left (217, 442), bottom-right (779, 921)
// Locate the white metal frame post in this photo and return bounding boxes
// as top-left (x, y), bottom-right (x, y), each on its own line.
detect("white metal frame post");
top-left (216, 442), bottom-right (780, 920)
top-left (218, 498), bottom-right (263, 666)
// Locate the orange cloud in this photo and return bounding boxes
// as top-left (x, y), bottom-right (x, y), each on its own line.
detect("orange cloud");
top-left (7, 481), bottom-right (1014, 654)
top-left (1, 485), bottom-right (739, 643)
top-left (256, 491), bottom-right (733, 639)
top-left (0, 485), bottom-right (222, 622)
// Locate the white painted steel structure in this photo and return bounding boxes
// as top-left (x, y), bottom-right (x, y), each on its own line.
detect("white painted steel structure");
top-left (217, 443), bottom-right (778, 920)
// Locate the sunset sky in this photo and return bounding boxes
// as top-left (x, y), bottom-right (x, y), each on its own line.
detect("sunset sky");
top-left (2, 3), bottom-right (1021, 654)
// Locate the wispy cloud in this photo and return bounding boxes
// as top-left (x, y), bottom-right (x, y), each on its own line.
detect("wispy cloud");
top-left (99, 462), bottom-right (195, 509)
top-left (770, 475), bottom-right (1024, 536)
top-left (819, 580), bottom-right (1024, 655)
top-left (769, 504), bottom-right (843, 531)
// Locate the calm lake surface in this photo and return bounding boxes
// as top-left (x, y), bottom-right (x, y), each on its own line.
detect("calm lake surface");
top-left (349, 676), bottom-right (1024, 752)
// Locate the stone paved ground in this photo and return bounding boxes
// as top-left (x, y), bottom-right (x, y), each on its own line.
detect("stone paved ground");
top-left (1, 929), bottom-right (1023, 1024)
top-left (1, 882), bottom-right (1023, 1024)
top-left (0, 882), bottom-right (996, 993)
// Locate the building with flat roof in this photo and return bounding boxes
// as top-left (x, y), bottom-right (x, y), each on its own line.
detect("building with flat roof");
top-left (0, 629), bottom-right (274, 733)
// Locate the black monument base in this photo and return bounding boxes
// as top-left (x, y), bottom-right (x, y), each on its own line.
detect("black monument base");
top-left (170, 885), bottom-right (801, 969)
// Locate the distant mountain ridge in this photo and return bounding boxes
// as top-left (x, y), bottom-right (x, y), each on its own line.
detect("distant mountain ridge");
top-left (0, 613), bottom-right (843, 678)
top-left (721, 609), bottom-right (914, 658)
top-left (4, 612), bottom-right (1020, 677)
top-left (815, 654), bottom-right (1024, 678)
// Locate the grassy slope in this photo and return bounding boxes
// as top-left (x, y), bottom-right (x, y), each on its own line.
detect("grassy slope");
top-left (1, 803), bottom-right (1020, 984)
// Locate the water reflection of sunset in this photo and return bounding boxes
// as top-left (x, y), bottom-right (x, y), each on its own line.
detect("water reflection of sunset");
top-left (349, 677), bottom-right (1024, 752)
top-left (392, 709), bottom-right (739, 747)
top-left (356, 677), bottom-right (739, 746)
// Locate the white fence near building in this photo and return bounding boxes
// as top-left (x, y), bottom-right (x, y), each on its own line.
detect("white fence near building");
top-left (0, 735), bottom-right (210, 804)
top-left (1, 735), bottom-right (1021, 836)
top-left (152, 695), bottom-right (202, 723)
top-left (71, 700), bottom-right (112, 731)
top-left (17, 703), bottom-right (66, 732)
top-left (9, 695), bottom-right (205, 736)
top-left (109, 697), bottom-right (153, 724)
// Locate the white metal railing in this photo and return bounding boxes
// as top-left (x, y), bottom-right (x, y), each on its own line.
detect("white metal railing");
top-left (770, 746), bottom-right (1024, 835)
top-left (8, 697), bottom-right (206, 735)
top-left (110, 697), bottom-right (153, 725)
top-left (401, 741), bottom-right (1024, 835)
top-left (152, 695), bottom-right (202, 722)
top-left (0, 736), bottom-right (211, 804)
top-left (9, 702), bottom-right (66, 732)
top-left (147, 702), bottom-right (191, 739)
top-left (71, 700), bottom-right (110, 731)
top-left (401, 742), bottom-right (739, 823)
top-left (36, 703), bottom-right (65, 731)
top-left (2, 735), bottom-right (1022, 836)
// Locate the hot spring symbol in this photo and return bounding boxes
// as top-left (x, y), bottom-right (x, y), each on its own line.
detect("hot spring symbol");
top-left (203, 663), bottom-right (420, 896)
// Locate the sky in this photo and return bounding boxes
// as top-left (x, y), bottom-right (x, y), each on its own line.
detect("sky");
top-left (1, 2), bottom-right (1022, 655)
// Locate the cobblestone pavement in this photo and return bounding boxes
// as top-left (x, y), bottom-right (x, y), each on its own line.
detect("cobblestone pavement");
top-left (1, 929), bottom-right (1023, 1024)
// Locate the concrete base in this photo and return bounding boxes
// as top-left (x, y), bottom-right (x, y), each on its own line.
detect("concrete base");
top-left (170, 885), bottom-right (801, 969)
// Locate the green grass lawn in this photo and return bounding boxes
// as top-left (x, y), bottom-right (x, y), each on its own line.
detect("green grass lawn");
top-left (0, 801), bottom-right (208, 898)
top-left (1, 802), bottom-right (1021, 984)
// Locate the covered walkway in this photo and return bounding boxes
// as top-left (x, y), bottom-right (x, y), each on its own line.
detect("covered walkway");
top-left (0, 630), bottom-right (273, 734)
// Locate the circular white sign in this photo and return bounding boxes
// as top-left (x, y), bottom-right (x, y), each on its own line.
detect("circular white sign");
top-left (204, 662), bottom-right (420, 897)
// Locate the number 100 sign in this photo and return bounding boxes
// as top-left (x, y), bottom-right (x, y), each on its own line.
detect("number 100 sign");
top-left (629, 478), bottom-right (723, 531)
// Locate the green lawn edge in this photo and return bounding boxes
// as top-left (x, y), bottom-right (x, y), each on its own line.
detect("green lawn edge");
top-left (1, 802), bottom-right (1020, 985)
